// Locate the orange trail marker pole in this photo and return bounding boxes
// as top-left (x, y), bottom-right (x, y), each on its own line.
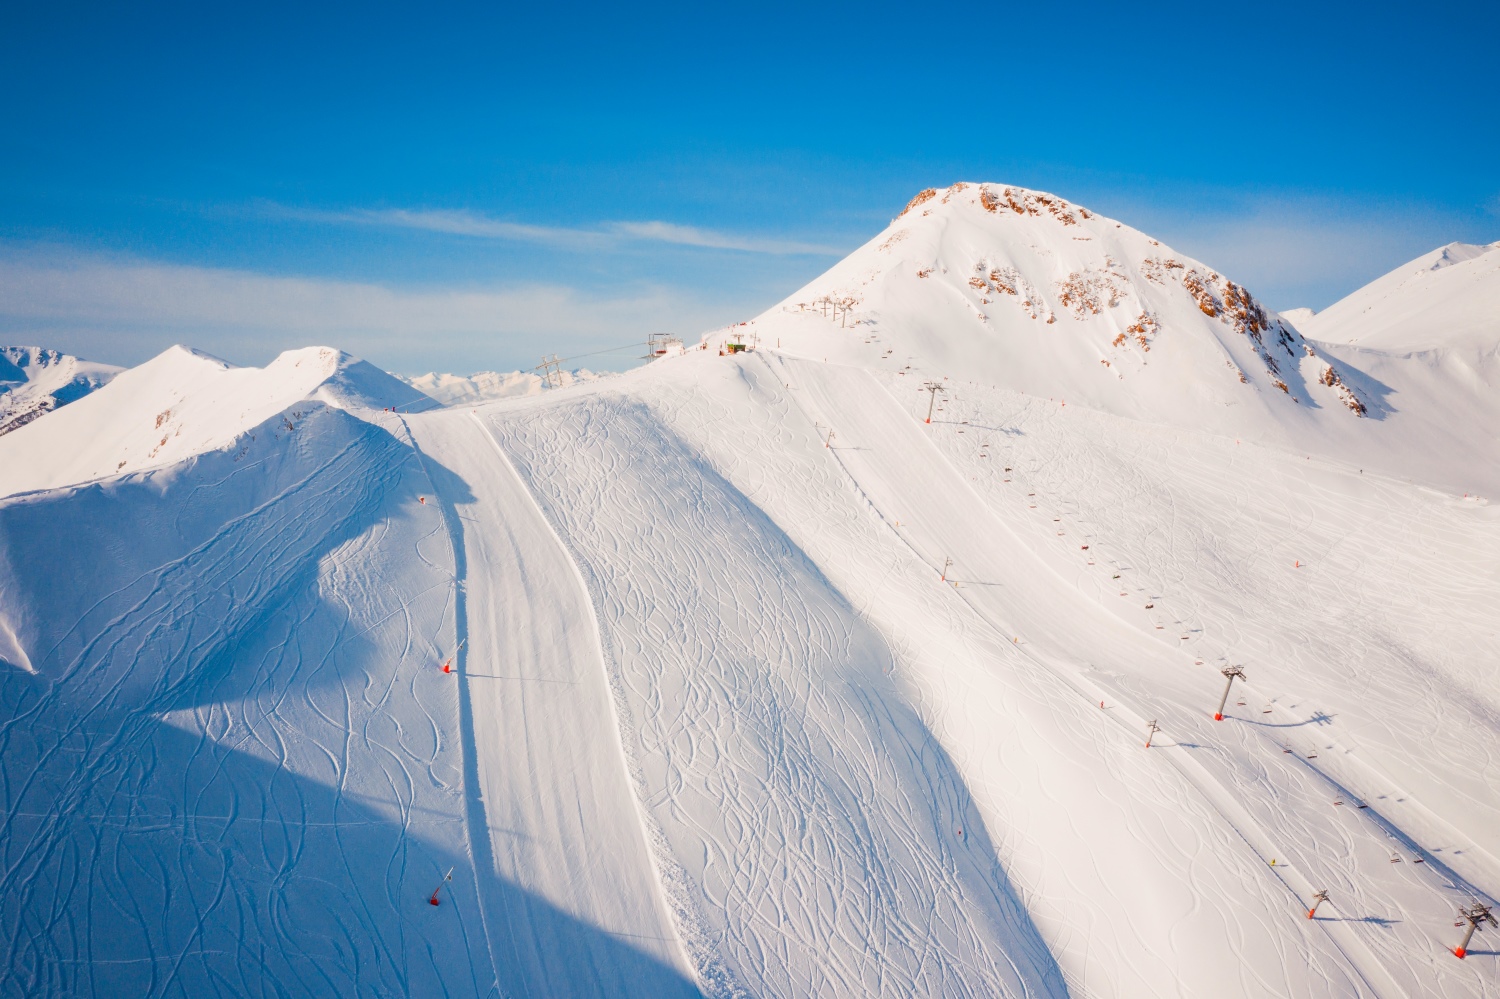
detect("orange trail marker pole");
top-left (441, 638), bottom-right (467, 674)
top-left (428, 867), bottom-right (454, 907)
top-left (1214, 666), bottom-right (1246, 721)
top-left (1453, 902), bottom-right (1496, 958)
top-left (1307, 890), bottom-right (1329, 919)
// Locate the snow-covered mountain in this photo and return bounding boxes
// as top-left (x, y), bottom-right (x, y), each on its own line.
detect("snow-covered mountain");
top-left (0, 346), bottom-right (121, 436)
top-left (745, 183), bottom-right (1371, 429)
top-left (400, 366), bottom-right (605, 405)
top-left (2, 185), bottom-right (1498, 998)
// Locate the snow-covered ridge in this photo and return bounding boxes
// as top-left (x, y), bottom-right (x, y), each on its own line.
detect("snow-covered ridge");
top-left (399, 367), bottom-right (605, 406)
top-left (1296, 240), bottom-right (1500, 351)
top-left (0, 346), bottom-right (121, 437)
top-left (0, 344), bottom-right (437, 497)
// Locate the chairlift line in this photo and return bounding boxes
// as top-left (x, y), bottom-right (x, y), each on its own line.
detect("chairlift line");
top-left (536, 338), bottom-right (662, 380)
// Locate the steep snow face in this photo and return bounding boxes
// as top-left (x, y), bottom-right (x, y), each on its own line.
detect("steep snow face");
top-left (401, 367), bottom-right (604, 405)
top-left (741, 183), bottom-right (1370, 435)
top-left (0, 404), bottom-right (507, 996)
top-left (0, 345), bottom-right (437, 496)
top-left (1297, 241), bottom-right (1500, 351)
top-left (0, 346), bottom-right (121, 437)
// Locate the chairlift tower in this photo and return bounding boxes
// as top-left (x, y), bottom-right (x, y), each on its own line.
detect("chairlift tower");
top-left (1214, 666), bottom-right (1246, 721)
top-left (922, 381), bottom-right (946, 424)
top-left (537, 354), bottom-right (564, 389)
top-left (1453, 902), bottom-right (1497, 958)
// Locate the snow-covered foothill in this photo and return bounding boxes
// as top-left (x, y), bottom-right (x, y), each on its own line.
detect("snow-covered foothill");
top-left (0, 346), bottom-right (122, 436)
top-left (0, 344), bottom-right (437, 497)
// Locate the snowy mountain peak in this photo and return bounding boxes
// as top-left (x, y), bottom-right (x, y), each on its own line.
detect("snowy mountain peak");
top-left (748, 182), bottom-right (1369, 433)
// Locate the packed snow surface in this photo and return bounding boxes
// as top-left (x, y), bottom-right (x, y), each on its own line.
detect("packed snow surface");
top-left (1, 184), bottom-right (1498, 997)
top-left (0, 346), bottom-right (121, 436)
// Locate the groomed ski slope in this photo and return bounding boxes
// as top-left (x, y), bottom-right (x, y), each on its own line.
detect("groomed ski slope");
top-left (403, 410), bottom-right (698, 998)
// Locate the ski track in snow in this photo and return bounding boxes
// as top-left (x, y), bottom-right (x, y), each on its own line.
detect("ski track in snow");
top-left (405, 408), bottom-right (699, 998)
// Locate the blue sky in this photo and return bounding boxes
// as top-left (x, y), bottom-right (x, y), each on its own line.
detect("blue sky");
top-left (2, 1), bottom-right (1496, 375)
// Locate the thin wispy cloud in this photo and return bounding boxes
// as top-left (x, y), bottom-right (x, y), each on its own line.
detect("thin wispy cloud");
top-left (1098, 188), bottom-right (1491, 311)
top-left (0, 247), bottom-right (760, 373)
top-left (267, 204), bottom-right (844, 256)
top-left (606, 220), bottom-right (840, 256)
